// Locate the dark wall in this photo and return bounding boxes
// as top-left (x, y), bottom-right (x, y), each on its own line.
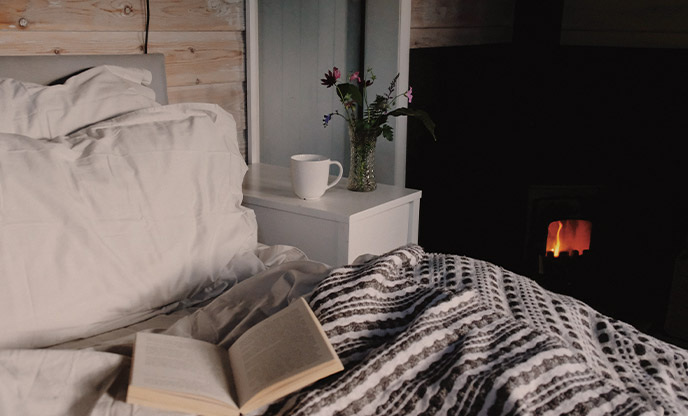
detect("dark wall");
top-left (406, 44), bottom-right (688, 336)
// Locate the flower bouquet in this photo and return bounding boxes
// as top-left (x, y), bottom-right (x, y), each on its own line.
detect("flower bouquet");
top-left (321, 67), bottom-right (435, 191)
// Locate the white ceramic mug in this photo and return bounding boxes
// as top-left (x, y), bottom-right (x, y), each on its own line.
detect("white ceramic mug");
top-left (290, 154), bottom-right (343, 200)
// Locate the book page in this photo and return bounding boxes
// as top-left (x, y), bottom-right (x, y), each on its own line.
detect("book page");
top-left (129, 332), bottom-right (238, 409)
top-left (229, 298), bottom-right (340, 409)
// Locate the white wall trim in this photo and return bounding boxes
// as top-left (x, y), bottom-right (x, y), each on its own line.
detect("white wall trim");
top-left (363, 0), bottom-right (413, 186)
top-left (395, 0), bottom-right (412, 186)
top-left (245, 0), bottom-right (260, 164)
top-left (247, 0), bottom-right (412, 183)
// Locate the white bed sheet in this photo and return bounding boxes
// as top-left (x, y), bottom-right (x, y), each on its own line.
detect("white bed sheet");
top-left (0, 243), bottom-right (330, 416)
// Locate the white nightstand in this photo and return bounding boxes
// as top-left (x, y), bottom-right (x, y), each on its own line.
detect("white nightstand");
top-left (242, 163), bottom-right (422, 267)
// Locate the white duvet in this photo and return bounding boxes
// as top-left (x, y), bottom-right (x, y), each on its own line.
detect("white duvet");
top-left (0, 66), bottom-right (329, 415)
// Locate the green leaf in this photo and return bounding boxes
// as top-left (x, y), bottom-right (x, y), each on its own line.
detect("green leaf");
top-left (381, 124), bottom-right (394, 141)
top-left (336, 83), bottom-right (363, 107)
top-left (388, 107), bottom-right (437, 140)
top-left (370, 114), bottom-right (388, 130)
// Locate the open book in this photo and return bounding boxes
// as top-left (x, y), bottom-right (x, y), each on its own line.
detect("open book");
top-left (126, 297), bottom-right (343, 416)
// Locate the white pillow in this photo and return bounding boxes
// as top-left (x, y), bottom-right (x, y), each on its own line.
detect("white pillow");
top-left (0, 103), bottom-right (257, 349)
top-left (0, 65), bottom-right (159, 138)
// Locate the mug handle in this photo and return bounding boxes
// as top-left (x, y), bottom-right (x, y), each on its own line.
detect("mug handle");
top-left (326, 161), bottom-right (343, 190)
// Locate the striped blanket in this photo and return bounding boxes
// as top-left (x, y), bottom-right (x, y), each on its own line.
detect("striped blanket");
top-left (264, 245), bottom-right (688, 416)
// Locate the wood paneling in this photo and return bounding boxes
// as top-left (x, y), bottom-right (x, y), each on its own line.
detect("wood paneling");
top-left (155, 31), bottom-right (244, 85)
top-left (561, 0), bottom-right (688, 48)
top-left (409, 0), bottom-right (688, 49)
top-left (1, 0), bottom-right (243, 31)
top-left (410, 0), bottom-right (515, 48)
top-left (0, 31), bottom-right (145, 55)
top-left (411, 27), bottom-right (514, 49)
top-left (0, 0), bottom-right (248, 156)
top-left (168, 82), bottom-right (245, 128)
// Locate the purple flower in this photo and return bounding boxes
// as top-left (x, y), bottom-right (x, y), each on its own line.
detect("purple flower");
top-left (319, 67), bottom-right (434, 140)
top-left (323, 113), bottom-right (333, 127)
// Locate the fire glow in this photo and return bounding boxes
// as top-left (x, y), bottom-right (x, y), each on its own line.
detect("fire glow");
top-left (546, 219), bottom-right (592, 257)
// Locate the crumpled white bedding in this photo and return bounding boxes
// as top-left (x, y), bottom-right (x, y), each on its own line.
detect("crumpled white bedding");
top-left (0, 65), bottom-right (330, 415)
top-left (0, 244), bottom-right (330, 416)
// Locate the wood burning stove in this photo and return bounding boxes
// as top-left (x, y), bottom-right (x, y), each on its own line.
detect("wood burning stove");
top-left (524, 185), bottom-right (603, 306)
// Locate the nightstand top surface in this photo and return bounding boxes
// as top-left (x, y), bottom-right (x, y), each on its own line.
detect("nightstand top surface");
top-left (242, 163), bottom-right (421, 222)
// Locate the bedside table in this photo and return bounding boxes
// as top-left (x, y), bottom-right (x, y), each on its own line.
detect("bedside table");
top-left (242, 163), bottom-right (422, 267)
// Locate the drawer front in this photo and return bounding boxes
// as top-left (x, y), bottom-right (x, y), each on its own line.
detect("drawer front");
top-left (349, 203), bottom-right (417, 262)
top-left (244, 197), bottom-right (420, 267)
top-left (245, 204), bottom-right (343, 266)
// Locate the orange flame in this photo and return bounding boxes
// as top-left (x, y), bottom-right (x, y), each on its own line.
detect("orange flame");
top-left (546, 219), bottom-right (591, 257)
top-left (552, 221), bottom-right (563, 257)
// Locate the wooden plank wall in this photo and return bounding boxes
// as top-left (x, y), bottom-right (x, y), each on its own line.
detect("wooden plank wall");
top-left (410, 0), bottom-right (688, 49)
top-left (0, 0), bottom-right (248, 156)
top-left (561, 0), bottom-right (688, 48)
top-left (410, 0), bottom-right (515, 48)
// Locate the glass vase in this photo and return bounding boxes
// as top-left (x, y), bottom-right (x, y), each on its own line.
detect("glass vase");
top-left (347, 127), bottom-right (377, 192)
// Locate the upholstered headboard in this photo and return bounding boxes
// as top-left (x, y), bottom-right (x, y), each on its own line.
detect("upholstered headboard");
top-left (0, 53), bottom-right (168, 105)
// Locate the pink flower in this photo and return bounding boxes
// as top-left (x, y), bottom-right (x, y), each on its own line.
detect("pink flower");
top-left (349, 71), bottom-right (361, 83)
top-left (406, 86), bottom-right (413, 103)
top-left (320, 67), bottom-right (341, 87)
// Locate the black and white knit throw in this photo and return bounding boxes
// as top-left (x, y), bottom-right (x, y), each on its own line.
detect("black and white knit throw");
top-left (264, 245), bottom-right (688, 416)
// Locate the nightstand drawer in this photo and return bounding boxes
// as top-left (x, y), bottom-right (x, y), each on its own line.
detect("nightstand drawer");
top-left (242, 164), bottom-right (421, 267)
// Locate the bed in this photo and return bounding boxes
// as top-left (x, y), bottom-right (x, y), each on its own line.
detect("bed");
top-left (1, 54), bottom-right (687, 416)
